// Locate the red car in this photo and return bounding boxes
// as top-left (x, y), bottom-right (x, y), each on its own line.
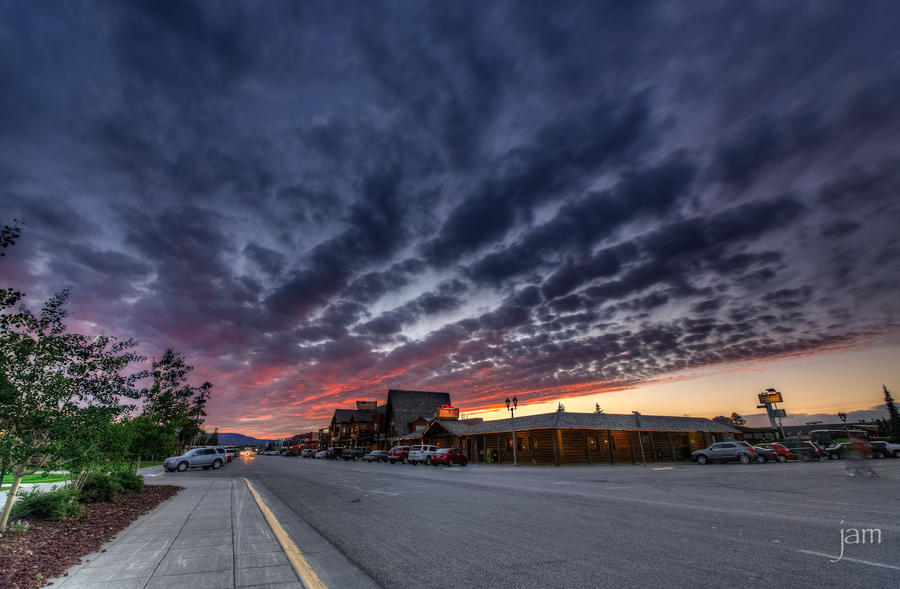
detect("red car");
top-left (755, 443), bottom-right (794, 463)
top-left (388, 445), bottom-right (411, 464)
top-left (430, 448), bottom-right (468, 466)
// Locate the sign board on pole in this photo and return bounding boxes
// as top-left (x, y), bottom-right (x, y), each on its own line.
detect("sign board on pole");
top-left (356, 400), bottom-right (377, 410)
top-left (437, 404), bottom-right (460, 419)
top-left (758, 392), bottom-right (783, 404)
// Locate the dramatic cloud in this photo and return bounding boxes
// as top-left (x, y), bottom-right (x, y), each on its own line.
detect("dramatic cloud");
top-left (1, 2), bottom-right (899, 436)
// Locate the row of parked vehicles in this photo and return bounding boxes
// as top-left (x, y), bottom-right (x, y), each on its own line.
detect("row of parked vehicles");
top-left (282, 444), bottom-right (470, 466)
top-left (690, 436), bottom-right (900, 465)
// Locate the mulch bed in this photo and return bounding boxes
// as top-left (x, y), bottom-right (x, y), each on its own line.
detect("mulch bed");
top-left (0, 484), bottom-right (183, 589)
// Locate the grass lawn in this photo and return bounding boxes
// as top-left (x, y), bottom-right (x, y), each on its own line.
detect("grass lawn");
top-left (1, 472), bottom-right (70, 489)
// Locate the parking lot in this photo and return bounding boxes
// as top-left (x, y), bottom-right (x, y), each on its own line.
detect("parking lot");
top-left (160, 452), bottom-right (900, 588)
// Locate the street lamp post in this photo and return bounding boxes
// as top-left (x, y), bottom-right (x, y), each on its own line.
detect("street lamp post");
top-left (506, 396), bottom-right (518, 466)
top-left (838, 412), bottom-right (848, 431)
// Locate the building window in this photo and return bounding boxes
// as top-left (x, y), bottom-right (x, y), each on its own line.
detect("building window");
top-left (588, 436), bottom-right (598, 450)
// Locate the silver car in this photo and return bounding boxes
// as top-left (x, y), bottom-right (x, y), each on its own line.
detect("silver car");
top-left (407, 444), bottom-right (441, 465)
top-left (691, 441), bottom-right (757, 465)
top-left (164, 447), bottom-right (227, 472)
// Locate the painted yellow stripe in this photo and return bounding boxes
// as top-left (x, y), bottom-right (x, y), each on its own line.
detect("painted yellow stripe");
top-left (242, 477), bottom-right (328, 589)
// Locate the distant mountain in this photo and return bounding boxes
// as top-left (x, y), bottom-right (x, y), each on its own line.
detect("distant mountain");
top-left (216, 432), bottom-right (275, 447)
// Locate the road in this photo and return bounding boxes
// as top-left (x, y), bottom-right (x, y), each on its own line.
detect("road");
top-left (164, 456), bottom-right (900, 589)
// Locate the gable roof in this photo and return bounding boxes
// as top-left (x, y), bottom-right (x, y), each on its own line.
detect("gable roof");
top-left (423, 412), bottom-right (740, 437)
top-left (331, 409), bottom-right (356, 425)
top-left (385, 389), bottom-right (452, 432)
top-left (350, 409), bottom-right (378, 423)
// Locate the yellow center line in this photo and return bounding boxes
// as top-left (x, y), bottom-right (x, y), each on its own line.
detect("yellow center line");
top-left (242, 477), bottom-right (328, 589)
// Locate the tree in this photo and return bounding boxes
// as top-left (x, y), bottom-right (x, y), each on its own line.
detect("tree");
top-left (730, 412), bottom-right (746, 427)
top-left (557, 402), bottom-right (565, 413)
top-left (207, 427), bottom-right (219, 446)
top-left (712, 415), bottom-right (735, 427)
top-left (0, 219), bottom-right (23, 255)
top-left (139, 349), bottom-right (213, 453)
top-left (884, 385), bottom-right (900, 443)
top-left (595, 403), bottom-right (604, 414)
top-left (0, 290), bottom-right (143, 531)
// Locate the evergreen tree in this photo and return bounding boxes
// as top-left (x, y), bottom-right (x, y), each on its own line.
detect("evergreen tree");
top-left (884, 385), bottom-right (900, 443)
top-left (207, 427), bottom-right (219, 446)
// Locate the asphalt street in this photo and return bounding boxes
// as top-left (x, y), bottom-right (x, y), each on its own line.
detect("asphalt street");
top-left (163, 456), bottom-right (900, 589)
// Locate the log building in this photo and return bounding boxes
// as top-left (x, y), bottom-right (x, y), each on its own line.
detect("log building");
top-left (421, 412), bottom-right (739, 465)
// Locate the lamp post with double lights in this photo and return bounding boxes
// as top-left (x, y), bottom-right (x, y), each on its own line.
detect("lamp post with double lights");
top-left (506, 396), bottom-right (518, 466)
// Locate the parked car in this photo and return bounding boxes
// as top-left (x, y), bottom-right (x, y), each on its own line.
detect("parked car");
top-left (340, 447), bottom-right (368, 461)
top-left (691, 441), bottom-right (757, 464)
top-left (780, 440), bottom-right (822, 461)
top-left (300, 449), bottom-right (317, 458)
top-left (314, 450), bottom-right (326, 459)
top-left (752, 446), bottom-right (778, 463)
top-left (867, 441), bottom-right (900, 458)
top-left (325, 447), bottom-right (344, 459)
top-left (281, 450), bottom-right (294, 457)
top-left (407, 444), bottom-right (441, 465)
top-left (824, 441), bottom-right (875, 460)
top-left (755, 443), bottom-right (793, 463)
top-left (363, 450), bottom-right (387, 462)
top-left (388, 445), bottom-right (411, 464)
top-left (430, 448), bottom-right (468, 466)
top-left (164, 447), bottom-right (227, 472)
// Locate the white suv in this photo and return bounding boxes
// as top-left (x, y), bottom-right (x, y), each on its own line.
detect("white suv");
top-left (407, 445), bottom-right (441, 465)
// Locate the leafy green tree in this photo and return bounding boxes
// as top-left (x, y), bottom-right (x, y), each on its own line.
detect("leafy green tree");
top-left (0, 219), bottom-right (22, 255)
top-left (54, 406), bottom-right (129, 489)
top-left (139, 349), bottom-right (213, 453)
top-left (712, 415), bottom-right (735, 427)
top-left (730, 412), bottom-right (747, 427)
top-left (884, 385), bottom-right (900, 443)
top-left (122, 416), bottom-right (176, 471)
top-left (0, 290), bottom-right (143, 532)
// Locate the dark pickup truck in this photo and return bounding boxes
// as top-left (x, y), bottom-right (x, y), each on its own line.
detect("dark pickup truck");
top-left (341, 447), bottom-right (368, 460)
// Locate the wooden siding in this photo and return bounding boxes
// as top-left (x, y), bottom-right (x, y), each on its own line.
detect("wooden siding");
top-left (431, 427), bottom-right (726, 466)
top-left (530, 430), bottom-right (557, 464)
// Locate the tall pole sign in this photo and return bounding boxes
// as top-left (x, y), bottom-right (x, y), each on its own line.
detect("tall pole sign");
top-left (757, 388), bottom-right (786, 440)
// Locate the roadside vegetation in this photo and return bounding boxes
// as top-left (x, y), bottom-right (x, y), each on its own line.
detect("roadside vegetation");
top-left (0, 221), bottom-right (215, 532)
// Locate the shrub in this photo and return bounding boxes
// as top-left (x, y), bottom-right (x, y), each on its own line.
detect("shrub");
top-left (11, 487), bottom-right (84, 521)
top-left (113, 470), bottom-right (144, 493)
top-left (79, 473), bottom-right (123, 503)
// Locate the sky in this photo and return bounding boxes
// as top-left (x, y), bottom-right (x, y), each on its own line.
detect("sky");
top-left (1, 1), bottom-right (899, 437)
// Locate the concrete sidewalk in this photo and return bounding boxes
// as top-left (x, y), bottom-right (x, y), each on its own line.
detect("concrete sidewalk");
top-left (48, 475), bottom-right (304, 589)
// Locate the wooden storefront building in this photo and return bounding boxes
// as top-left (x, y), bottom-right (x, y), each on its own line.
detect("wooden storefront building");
top-left (421, 412), bottom-right (739, 465)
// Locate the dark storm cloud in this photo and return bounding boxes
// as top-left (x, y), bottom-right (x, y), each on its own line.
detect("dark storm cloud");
top-left (422, 95), bottom-right (654, 266)
top-left (2, 1), bottom-right (900, 434)
top-left (467, 155), bottom-right (697, 287)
